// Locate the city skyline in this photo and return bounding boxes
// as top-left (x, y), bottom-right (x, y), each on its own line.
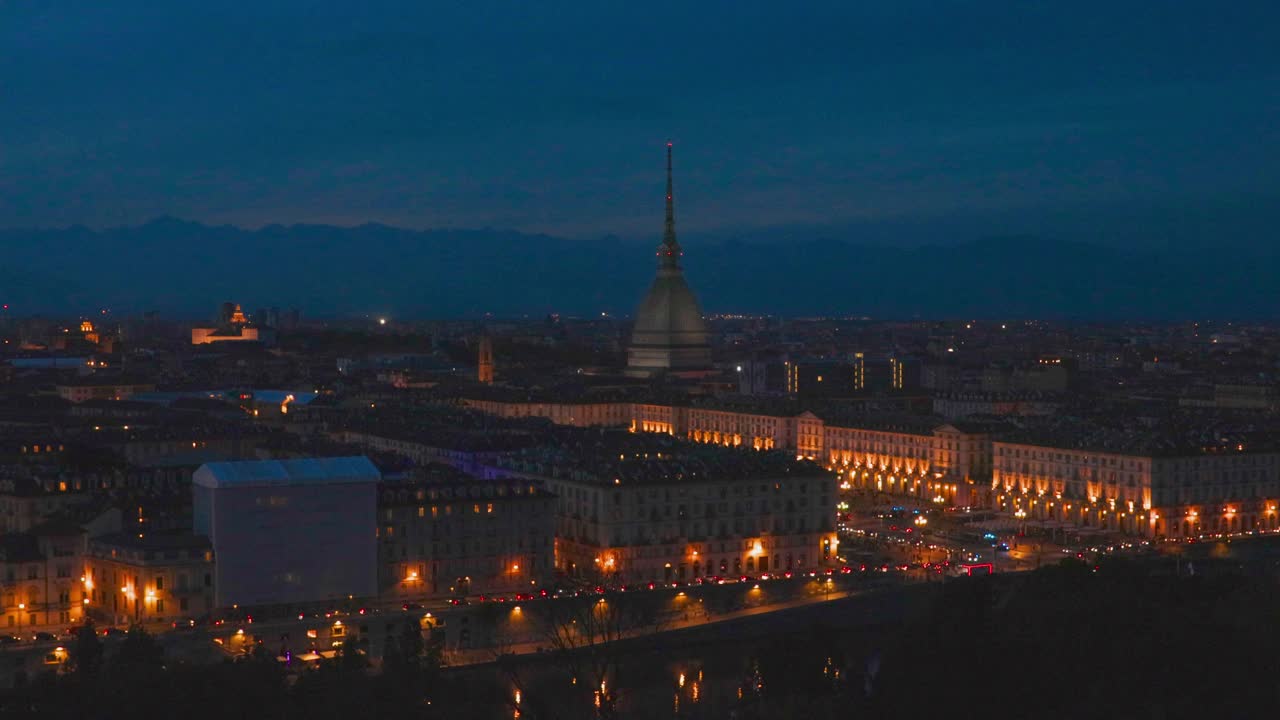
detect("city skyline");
top-left (3, 217), bottom-right (1279, 319)
top-left (5, 5), bottom-right (1280, 717)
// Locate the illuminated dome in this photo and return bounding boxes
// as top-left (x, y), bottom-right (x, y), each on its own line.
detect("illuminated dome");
top-left (626, 144), bottom-right (712, 377)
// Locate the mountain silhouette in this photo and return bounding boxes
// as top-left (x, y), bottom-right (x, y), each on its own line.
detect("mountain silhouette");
top-left (0, 220), bottom-right (1274, 320)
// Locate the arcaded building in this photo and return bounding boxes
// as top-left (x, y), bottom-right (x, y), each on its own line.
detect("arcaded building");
top-left (992, 422), bottom-right (1280, 538)
top-left (464, 396), bottom-right (1000, 507)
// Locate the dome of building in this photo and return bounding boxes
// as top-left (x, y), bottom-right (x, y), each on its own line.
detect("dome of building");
top-left (627, 144), bottom-right (713, 377)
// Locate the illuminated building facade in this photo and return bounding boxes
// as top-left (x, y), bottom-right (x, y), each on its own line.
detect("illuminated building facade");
top-left (629, 405), bottom-right (993, 506)
top-left (464, 398), bottom-right (995, 506)
top-left (191, 325), bottom-right (261, 344)
top-left (632, 402), bottom-right (680, 435)
top-left (495, 440), bottom-right (837, 584)
top-left (993, 441), bottom-right (1280, 538)
top-left (191, 303), bottom-right (275, 345)
top-left (0, 522), bottom-right (88, 629)
top-left (477, 335), bottom-right (494, 384)
top-left (84, 532), bottom-right (215, 625)
top-left (823, 422), bottom-right (994, 507)
top-left (681, 406), bottom-right (791, 451)
top-left (377, 475), bottom-right (554, 599)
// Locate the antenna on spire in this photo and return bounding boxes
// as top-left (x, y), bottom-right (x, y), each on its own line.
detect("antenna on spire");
top-left (662, 140), bottom-right (680, 264)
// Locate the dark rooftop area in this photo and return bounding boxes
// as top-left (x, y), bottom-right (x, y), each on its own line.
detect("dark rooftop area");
top-left (497, 430), bottom-right (829, 486)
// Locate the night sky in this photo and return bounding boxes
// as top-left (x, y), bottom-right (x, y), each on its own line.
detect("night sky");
top-left (3, 2), bottom-right (1279, 248)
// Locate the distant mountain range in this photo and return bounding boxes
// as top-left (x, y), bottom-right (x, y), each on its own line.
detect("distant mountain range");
top-left (0, 218), bottom-right (1274, 320)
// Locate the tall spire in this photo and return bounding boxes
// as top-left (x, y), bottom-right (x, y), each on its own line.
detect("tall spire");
top-left (660, 141), bottom-right (682, 268)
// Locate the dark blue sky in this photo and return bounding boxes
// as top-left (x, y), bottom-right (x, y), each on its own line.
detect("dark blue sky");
top-left (3, 1), bottom-right (1278, 246)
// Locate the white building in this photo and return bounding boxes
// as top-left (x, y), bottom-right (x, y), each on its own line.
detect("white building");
top-left (192, 456), bottom-right (379, 608)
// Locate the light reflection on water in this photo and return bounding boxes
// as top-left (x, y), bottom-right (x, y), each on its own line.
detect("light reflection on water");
top-left (479, 628), bottom-right (864, 719)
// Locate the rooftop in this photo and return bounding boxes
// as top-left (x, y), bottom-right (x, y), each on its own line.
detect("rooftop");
top-left (998, 413), bottom-right (1280, 456)
top-left (338, 404), bottom-right (557, 453)
top-left (92, 531), bottom-right (212, 552)
top-left (379, 465), bottom-right (553, 505)
top-left (497, 430), bottom-right (828, 486)
top-left (192, 456), bottom-right (380, 489)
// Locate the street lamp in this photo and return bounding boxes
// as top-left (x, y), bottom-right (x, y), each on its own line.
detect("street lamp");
top-left (17, 603), bottom-right (24, 636)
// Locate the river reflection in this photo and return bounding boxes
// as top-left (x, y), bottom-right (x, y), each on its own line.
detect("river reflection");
top-left (442, 619), bottom-right (875, 719)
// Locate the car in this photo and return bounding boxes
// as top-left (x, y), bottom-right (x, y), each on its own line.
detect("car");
top-left (0, 635), bottom-right (20, 645)
top-left (102, 627), bottom-right (126, 638)
top-left (32, 631), bottom-right (56, 642)
top-left (995, 543), bottom-right (1010, 552)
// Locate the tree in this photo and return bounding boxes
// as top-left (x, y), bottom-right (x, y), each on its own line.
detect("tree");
top-left (335, 632), bottom-right (368, 671)
top-left (400, 617), bottom-right (425, 662)
top-left (115, 624), bottom-right (163, 666)
top-left (69, 619), bottom-right (103, 676)
top-left (516, 591), bottom-right (668, 719)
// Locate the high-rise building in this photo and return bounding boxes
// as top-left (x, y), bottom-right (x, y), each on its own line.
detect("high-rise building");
top-left (192, 457), bottom-right (379, 607)
top-left (478, 335), bottom-right (494, 384)
top-left (626, 143), bottom-right (712, 377)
